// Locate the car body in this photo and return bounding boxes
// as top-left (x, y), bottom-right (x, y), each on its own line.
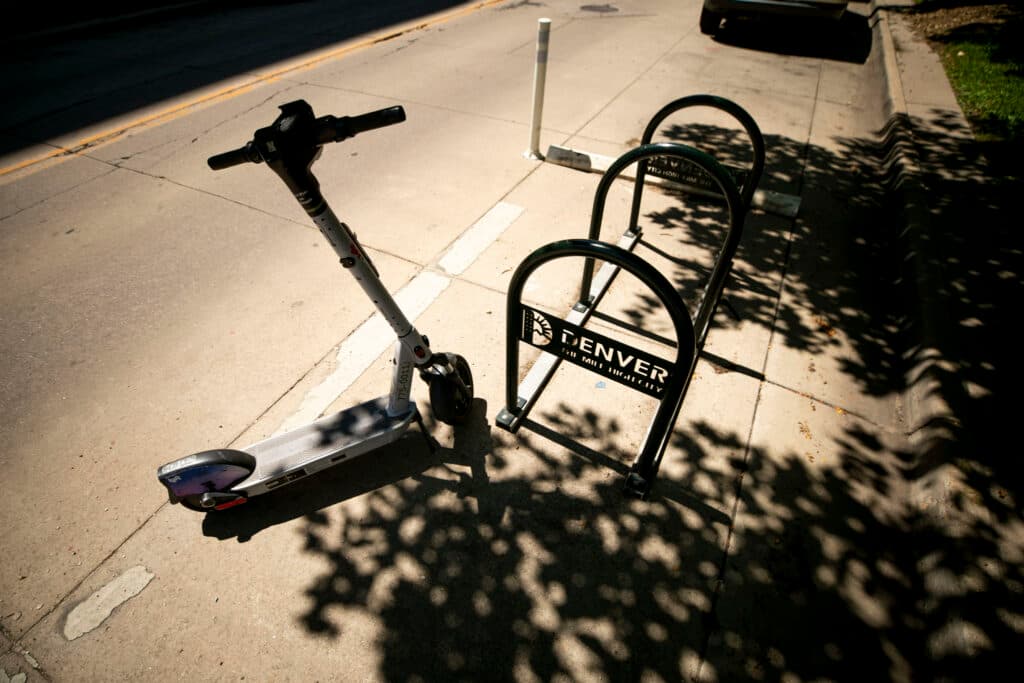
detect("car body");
top-left (700, 0), bottom-right (848, 35)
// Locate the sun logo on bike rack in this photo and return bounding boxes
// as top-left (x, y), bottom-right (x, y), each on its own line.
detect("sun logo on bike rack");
top-left (526, 310), bottom-right (554, 347)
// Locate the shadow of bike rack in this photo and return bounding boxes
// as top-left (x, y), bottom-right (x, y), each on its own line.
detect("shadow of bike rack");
top-left (496, 139), bottom-right (746, 498)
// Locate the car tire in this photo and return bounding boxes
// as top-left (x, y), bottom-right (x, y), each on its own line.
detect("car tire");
top-left (699, 8), bottom-right (721, 35)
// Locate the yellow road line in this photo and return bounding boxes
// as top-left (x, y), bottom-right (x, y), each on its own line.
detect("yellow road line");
top-left (0, 0), bottom-right (508, 178)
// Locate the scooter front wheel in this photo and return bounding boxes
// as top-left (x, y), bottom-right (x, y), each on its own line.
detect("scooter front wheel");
top-left (429, 354), bottom-right (474, 425)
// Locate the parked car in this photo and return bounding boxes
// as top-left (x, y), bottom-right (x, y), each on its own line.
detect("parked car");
top-left (700, 0), bottom-right (849, 35)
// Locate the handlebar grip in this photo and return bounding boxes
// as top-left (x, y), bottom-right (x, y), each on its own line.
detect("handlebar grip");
top-left (349, 106), bottom-right (406, 134)
top-left (208, 144), bottom-right (258, 170)
top-left (330, 106), bottom-right (406, 141)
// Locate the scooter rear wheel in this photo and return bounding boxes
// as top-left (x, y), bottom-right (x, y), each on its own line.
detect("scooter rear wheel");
top-left (179, 494), bottom-right (208, 512)
top-left (157, 449), bottom-right (255, 512)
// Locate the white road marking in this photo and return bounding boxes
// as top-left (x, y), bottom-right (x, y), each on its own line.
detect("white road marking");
top-left (439, 201), bottom-right (523, 275)
top-left (63, 566), bottom-right (154, 641)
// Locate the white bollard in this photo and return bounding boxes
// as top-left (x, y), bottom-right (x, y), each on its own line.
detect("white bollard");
top-left (525, 18), bottom-right (551, 160)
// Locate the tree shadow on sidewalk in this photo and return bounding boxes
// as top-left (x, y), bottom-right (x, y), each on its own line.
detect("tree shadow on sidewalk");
top-left (287, 407), bottom-right (1020, 681)
top-left (273, 114), bottom-right (1021, 681)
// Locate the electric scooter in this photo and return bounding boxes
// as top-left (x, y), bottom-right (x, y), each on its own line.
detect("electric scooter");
top-left (156, 100), bottom-right (473, 512)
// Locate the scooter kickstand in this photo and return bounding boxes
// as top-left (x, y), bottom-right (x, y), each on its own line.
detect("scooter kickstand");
top-left (413, 408), bottom-right (441, 454)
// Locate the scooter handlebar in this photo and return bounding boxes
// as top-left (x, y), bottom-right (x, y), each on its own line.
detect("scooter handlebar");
top-left (207, 103), bottom-right (407, 170)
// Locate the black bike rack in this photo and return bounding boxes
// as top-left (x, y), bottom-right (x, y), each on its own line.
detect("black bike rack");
top-left (581, 95), bottom-right (764, 348)
top-left (496, 140), bottom-right (746, 499)
top-left (496, 239), bottom-right (696, 498)
top-left (627, 94), bottom-right (765, 232)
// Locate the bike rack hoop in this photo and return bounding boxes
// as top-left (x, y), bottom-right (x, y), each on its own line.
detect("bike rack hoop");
top-left (636, 94), bottom-right (765, 211)
top-left (497, 238), bottom-right (699, 498)
top-left (582, 143), bottom-right (744, 349)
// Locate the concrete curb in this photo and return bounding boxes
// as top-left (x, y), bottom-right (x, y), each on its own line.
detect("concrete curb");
top-left (874, 4), bottom-right (962, 463)
top-left (874, 1), bottom-right (982, 664)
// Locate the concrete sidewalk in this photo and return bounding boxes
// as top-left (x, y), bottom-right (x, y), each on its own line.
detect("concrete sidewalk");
top-left (0, 0), bottom-right (1017, 681)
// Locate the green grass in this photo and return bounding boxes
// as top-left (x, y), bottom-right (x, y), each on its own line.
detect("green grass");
top-left (939, 36), bottom-right (1024, 142)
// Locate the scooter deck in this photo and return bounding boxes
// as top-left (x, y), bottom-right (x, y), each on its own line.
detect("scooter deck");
top-left (236, 396), bottom-right (417, 496)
